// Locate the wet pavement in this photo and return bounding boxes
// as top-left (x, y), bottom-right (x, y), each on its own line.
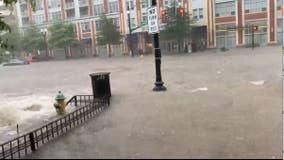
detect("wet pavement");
top-left (0, 46), bottom-right (282, 158)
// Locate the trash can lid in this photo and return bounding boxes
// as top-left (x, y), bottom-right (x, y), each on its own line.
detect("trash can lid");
top-left (90, 72), bottom-right (110, 76)
top-left (55, 91), bottom-right (66, 100)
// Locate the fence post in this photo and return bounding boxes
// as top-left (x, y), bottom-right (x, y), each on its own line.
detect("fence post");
top-left (74, 96), bottom-right (78, 107)
top-left (29, 133), bottom-right (36, 152)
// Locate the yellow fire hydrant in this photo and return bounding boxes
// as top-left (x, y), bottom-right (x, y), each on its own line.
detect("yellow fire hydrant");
top-left (54, 91), bottom-right (67, 115)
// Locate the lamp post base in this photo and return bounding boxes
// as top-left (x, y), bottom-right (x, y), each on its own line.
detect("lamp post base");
top-left (153, 82), bottom-right (167, 91)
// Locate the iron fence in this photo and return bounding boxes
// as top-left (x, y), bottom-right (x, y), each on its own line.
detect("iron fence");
top-left (0, 95), bottom-right (110, 159)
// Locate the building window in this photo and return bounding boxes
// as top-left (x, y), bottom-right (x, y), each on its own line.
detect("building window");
top-left (216, 24), bottom-right (237, 49)
top-left (130, 18), bottom-right (136, 27)
top-left (109, 1), bottom-right (118, 13)
top-left (81, 21), bottom-right (90, 33)
top-left (142, 1), bottom-right (149, 8)
top-left (165, 0), bottom-right (169, 6)
top-left (22, 17), bottom-right (29, 25)
top-left (244, 0), bottom-right (266, 13)
top-left (32, 14), bottom-right (45, 24)
top-left (198, 8), bottom-right (203, 19)
top-left (110, 17), bottom-right (120, 28)
top-left (215, 1), bottom-right (236, 17)
top-left (35, 0), bottom-right (43, 11)
top-left (95, 20), bottom-right (103, 30)
top-left (66, 9), bottom-right (75, 19)
top-left (79, 0), bottom-right (89, 7)
top-left (192, 8), bottom-right (203, 20)
top-left (65, 0), bottom-right (74, 8)
top-left (81, 38), bottom-right (92, 46)
top-left (244, 21), bottom-right (267, 46)
top-left (20, 3), bottom-right (28, 16)
top-left (48, 0), bottom-right (61, 8)
top-left (80, 6), bottom-right (89, 17)
top-left (49, 11), bottom-right (61, 22)
top-left (94, 3), bottom-right (104, 16)
top-left (126, 0), bottom-right (134, 10)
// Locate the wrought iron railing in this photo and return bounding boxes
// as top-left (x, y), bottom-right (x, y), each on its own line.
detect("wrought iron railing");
top-left (0, 95), bottom-right (109, 159)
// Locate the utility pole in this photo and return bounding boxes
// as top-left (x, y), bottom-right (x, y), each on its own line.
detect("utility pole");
top-left (151, 0), bottom-right (167, 91)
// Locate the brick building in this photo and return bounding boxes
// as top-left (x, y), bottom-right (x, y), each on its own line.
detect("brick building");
top-left (192, 0), bottom-right (282, 49)
top-left (14, 0), bottom-right (190, 55)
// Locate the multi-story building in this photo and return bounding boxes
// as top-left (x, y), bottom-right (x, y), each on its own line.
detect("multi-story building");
top-left (14, 0), bottom-right (281, 52)
top-left (14, 0), bottom-right (190, 54)
top-left (193, 0), bottom-right (282, 49)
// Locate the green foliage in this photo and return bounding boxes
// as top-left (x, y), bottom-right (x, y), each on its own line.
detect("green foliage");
top-left (48, 22), bottom-right (79, 49)
top-left (96, 14), bottom-right (122, 46)
top-left (160, 3), bottom-right (194, 46)
top-left (21, 26), bottom-right (45, 53)
top-left (0, 0), bottom-right (36, 49)
top-left (1, 25), bottom-right (22, 54)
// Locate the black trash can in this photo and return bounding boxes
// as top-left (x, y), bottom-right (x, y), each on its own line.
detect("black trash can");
top-left (90, 72), bottom-right (111, 98)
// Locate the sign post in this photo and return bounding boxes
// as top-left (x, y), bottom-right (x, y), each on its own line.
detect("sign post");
top-left (147, 6), bottom-right (159, 34)
top-left (148, 1), bottom-right (166, 91)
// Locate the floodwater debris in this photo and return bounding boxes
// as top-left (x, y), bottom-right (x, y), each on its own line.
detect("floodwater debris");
top-left (191, 87), bottom-right (208, 93)
top-left (6, 131), bottom-right (17, 136)
top-left (23, 104), bottom-right (43, 111)
top-left (249, 80), bottom-right (265, 86)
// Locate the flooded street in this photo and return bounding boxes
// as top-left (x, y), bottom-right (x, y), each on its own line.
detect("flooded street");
top-left (0, 46), bottom-right (282, 158)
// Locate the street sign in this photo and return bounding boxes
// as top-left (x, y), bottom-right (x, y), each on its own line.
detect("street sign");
top-left (147, 6), bottom-right (159, 34)
top-left (140, 21), bottom-right (146, 26)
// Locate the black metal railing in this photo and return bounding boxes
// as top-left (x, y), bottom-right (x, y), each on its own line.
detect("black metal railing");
top-left (0, 95), bottom-right (110, 159)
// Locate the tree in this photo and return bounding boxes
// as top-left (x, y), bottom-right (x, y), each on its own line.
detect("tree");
top-left (0, 0), bottom-right (36, 49)
top-left (21, 26), bottom-right (45, 55)
top-left (1, 25), bottom-right (22, 57)
top-left (96, 14), bottom-right (122, 57)
top-left (48, 22), bottom-right (79, 58)
top-left (160, 2), bottom-right (194, 53)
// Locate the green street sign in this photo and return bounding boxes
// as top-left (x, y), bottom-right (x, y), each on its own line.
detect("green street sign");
top-left (140, 21), bottom-right (146, 26)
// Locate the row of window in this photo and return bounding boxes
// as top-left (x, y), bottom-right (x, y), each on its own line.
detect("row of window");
top-left (216, 21), bottom-right (268, 36)
top-left (92, 1), bottom-right (119, 16)
top-left (244, 0), bottom-right (267, 13)
top-left (81, 18), bottom-right (120, 32)
top-left (126, 0), bottom-right (150, 11)
top-left (215, 1), bottom-right (235, 17)
top-left (215, 0), bottom-right (267, 17)
top-left (192, 8), bottom-right (204, 20)
top-left (22, 16), bottom-right (119, 34)
top-left (20, 0), bottom-right (119, 16)
top-left (164, 0), bottom-right (182, 7)
top-left (29, 12), bottom-right (61, 24)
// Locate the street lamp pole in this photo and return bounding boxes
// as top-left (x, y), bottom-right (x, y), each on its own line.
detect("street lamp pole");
top-left (151, 0), bottom-right (166, 91)
top-left (127, 7), bottom-right (134, 57)
top-left (44, 32), bottom-right (48, 57)
top-left (41, 28), bottom-right (48, 57)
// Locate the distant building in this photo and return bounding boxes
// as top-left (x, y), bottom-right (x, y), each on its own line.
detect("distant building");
top-left (14, 0), bottom-right (190, 55)
top-left (13, 0), bottom-right (279, 52)
top-left (195, 0), bottom-right (281, 49)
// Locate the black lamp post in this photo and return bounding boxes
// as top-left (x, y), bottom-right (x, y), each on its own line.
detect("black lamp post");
top-left (127, 7), bottom-right (134, 57)
top-left (40, 28), bottom-right (48, 57)
top-left (151, 0), bottom-right (166, 91)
